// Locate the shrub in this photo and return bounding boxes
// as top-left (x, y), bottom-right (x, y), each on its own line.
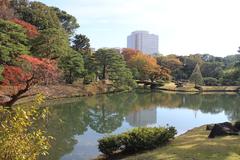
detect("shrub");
top-left (204, 77), bottom-right (219, 86)
top-left (98, 126), bottom-right (177, 156)
top-left (83, 73), bottom-right (96, 84)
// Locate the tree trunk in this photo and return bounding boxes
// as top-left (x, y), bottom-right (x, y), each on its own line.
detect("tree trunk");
top-left (102, 65), bottom-right (106, 79)
top-left (3, 76), bottom-right (34, 107)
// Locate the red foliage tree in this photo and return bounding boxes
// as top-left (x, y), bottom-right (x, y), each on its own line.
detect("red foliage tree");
top-left (1, 55), bottom-right (59, 106)
top-left (10, 18), bottom-right (39, 38)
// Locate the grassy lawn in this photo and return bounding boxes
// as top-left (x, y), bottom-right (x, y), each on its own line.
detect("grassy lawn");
top-left (158, 82), bottom-right (240, 93)
top-left (159, 82), bottom-right (199, 92)
top-left (124, 126), bottom-right (240, 160)
top-left (201, 86), bottom-right (240, 92)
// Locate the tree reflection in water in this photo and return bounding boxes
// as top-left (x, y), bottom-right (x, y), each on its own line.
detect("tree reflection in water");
top-left (41, 91), bottom-right (240, 159)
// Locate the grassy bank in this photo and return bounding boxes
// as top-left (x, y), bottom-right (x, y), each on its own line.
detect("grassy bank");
top-left (124, 126), bottom-right (240, 160)
top-left (0, 80), bottom-right (120, 105)
top-left (158, 82), bottom-right (240, 93)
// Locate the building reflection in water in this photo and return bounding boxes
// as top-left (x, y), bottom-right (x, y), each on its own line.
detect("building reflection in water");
top-left (126, 107), bottom-right (157, 127)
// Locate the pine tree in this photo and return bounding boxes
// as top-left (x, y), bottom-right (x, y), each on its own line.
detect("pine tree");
top-left (189, 63), bottom-right (204, 85)
top-left (0, 19), bottom-right (29, 64)
top-left (95, 48), bottom-right (136, 89)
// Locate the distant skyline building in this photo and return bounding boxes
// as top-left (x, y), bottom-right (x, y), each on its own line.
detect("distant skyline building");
top-left (127, 31), bottom-right (159, 54)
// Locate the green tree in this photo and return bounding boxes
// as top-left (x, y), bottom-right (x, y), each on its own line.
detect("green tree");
top-left (221, 66), bottom-right (240, 85)
top-left (223, 54), bottom-right (240, 67)
top-left (0, 65), bottom-right (3, 81)
top-left (72, 34), bottom-right (93, 82)
top-left (72, 34), bottom-right (91, 54)
top-left (83, 55), bottom-right (98, 84)
top-left (12, 1), bottom-right (60, 30)
top-left (10, 0), bottom-right (29, 16)
top-left (200, 62), bottom-right (223, 78)
top-left (189, 63), bottom-right (204, 85)
top-left (31, 28), bottom-right (69, 59)
top-left (178, 55), bottom-right (204, 80)
top-left (51, 7), bottom-right (79, 35)
top-left (59, 49), bottom-right (85, 84)
top-left (95, 48), bottom-right (135, 89)
top-left (0, 19), bottom-right (29, 64)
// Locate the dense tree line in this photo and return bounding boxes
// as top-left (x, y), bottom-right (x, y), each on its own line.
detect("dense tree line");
top-left (156, 53), bottom-right (240, 86)
top-left (0, 0), bottom-right (138, 106)
top-left (1, 0), bottom-right (240, 107)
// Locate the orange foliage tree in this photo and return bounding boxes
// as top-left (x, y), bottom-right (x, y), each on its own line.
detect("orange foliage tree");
top-left (1, 55), bottom-right (59, 107)
top-left (121, 48), bottom-right (142, 62)
top-left (127, 52), bottom-right (171, 82)
top-left (10, 18), bottom-right (39, 38)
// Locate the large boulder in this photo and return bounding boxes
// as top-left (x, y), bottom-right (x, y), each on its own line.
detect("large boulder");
top-left (234, 121), bottom-right (240, 130)
top-left (208, 122), bottom-right (240, 138)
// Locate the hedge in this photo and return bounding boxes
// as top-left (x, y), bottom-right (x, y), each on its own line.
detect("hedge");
top-left (98, 126), bottom-right (177, 155)
top-left (204, 77), bottom-right (219, 86)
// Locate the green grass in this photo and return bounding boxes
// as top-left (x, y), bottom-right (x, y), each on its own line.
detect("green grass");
top-left (201, 86), bottom-right (240, 92)
top-left (124, 126), bottom-right (240, 160)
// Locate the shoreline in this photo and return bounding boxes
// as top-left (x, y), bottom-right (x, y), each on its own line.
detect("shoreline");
top-left (1, 82), bottom-right (240, 106)
top-left (155, 82), bottom-right (240, 93)
top-left (97, 124), bottom-right (240, 160)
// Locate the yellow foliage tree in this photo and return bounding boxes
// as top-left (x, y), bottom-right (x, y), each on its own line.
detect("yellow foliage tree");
top-left (0, 94), bottom-right (52, 160)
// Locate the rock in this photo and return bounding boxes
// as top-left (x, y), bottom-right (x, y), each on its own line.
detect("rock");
top-left (206, 125), bottom-right (214, 130)
top-left (208, 122), bottom-right (239, 138)
top-left (234, 121), bottom-right (240, 130)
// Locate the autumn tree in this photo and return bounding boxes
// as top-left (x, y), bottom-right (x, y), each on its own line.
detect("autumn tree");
top-left (59, 49), bottom-right (85, 84)
top-left (156, 54), bottom-right (183, 71)
top-left (10, 18), bottom-right (39, 38)
top-left (0, 19), bottom-right (29, 64)
top-left (0, 0), bottom-right (14, 19)
top-left (121, 48), bottom-right (141, 62)
top-left (51, 7), bottom-right (79, 35)
top-left (1, 55), bottom-right (59, 107)
top-left (31, 28), bottom-right (69, 59)
top-left (128, 53), bottom-right (170, 82)
top-left (0, 95), bottom-right (52, 160)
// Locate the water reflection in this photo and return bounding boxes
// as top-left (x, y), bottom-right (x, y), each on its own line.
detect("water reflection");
top-left (126, 108), bottom-right (157, 127)
top-left (42, 91), bottom-right (240, 160)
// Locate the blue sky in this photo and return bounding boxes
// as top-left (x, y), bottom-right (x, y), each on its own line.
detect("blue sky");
top-left (38, 0), bottom-right (240, 56)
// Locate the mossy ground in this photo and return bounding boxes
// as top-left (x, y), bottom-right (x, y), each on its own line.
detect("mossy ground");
top-left (124, 126), bottom-right (240, 160)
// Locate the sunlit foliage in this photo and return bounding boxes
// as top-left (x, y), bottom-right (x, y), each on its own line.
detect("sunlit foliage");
top-left (0, 94), bottom-right (52, 160)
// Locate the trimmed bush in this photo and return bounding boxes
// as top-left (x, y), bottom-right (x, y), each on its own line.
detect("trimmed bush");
top-left (98, 126), bottom-right (177, 155)
top-left (204, 77), bottom-right (219, 86)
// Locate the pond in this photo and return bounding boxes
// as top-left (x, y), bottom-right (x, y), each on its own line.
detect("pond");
top-left (42, 91), bottom-right (240, 160)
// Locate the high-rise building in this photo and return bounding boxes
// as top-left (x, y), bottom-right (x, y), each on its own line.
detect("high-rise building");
top-left (127, 31), bottom-right (159, 54)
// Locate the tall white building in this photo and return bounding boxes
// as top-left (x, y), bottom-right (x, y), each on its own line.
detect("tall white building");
top-left (127, 31), bottom-right (159, 54)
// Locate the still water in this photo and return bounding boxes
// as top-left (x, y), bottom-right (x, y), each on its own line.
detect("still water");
top-left (42, 91), bottom-right (240, 160)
